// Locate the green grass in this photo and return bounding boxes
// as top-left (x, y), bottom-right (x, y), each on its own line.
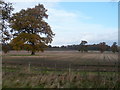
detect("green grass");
top-left (2, 65), bottom-right (120, 88)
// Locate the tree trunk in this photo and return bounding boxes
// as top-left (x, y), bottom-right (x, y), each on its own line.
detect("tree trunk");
top-left (31, 51), bottom-right (35, 55)
top-left (31, 41), bottom-right (35, 55)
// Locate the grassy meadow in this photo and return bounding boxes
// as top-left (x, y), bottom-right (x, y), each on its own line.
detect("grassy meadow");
top-left (2, 50), bottom-right (120, 88)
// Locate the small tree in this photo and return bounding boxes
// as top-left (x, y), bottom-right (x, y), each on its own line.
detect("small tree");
top-left (99, 42), bottom-right (106, 53)
top-left (79, 40), bottom-right (88, 52)
top-left (10, 4), bottom-right (55, 55)
top-left (111, 42), bottom-right (118, 53)
top-left (2, 44), bottom-right (11, 53)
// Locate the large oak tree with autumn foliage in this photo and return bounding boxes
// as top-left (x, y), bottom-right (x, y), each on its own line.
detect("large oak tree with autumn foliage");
top-left (10, 4), bottom-right (55, 55)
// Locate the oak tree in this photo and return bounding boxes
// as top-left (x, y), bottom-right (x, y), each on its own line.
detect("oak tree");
top-left (111, 42), bottom-right (118, 53)
top-left (79, 40), bottom-right (88, 52)
top-left (99, 42), bottom-right (106, 53)
top-left (10, 4), bottom-right (55, 55)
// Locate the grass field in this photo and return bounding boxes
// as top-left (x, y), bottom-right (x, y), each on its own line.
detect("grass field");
top-left (2, 50), bottom-right (120, 88)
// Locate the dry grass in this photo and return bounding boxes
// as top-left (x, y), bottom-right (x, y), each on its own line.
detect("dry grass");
top-left (2, 50), bottom-right (119, 88)
top-left (2, 66), bottom-right (120, 88)
top-left (2, 50), bottom-right (118, 71)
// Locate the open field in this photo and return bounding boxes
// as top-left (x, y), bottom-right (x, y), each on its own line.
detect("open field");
top-left (2, 50), bottom-right (119, 71)
top-left (2, 50), bottom-right (120, 88)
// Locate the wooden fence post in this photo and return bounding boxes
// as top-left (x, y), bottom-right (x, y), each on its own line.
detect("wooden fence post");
top-left (28, 62), bottom-right (31, 73)
top-left (68, 64), bottom-right (72, 83)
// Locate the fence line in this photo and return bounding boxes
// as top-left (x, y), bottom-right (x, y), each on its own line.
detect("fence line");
top-left (3, 62), bottom-right (119, 72)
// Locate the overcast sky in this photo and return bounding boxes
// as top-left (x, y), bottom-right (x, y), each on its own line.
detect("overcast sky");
top-left (5, 0), bottom-right (118, 46)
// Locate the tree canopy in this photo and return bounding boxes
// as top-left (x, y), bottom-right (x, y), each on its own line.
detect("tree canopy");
top-left (0, 0), bottom-right (13, 44)
top-left (79, 40), bottom-right (88, 52)
top-left (99, 42), bottom-right (107, 53)
top-left (10, 4), bottom-right (55, 55)
top-left (111, 42), bottom-right (118, 53)
top-left (0, 0), bottom-right (13, 53)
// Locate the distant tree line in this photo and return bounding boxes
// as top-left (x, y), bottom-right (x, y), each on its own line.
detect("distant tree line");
top-left (1, 40), bottom-right (119, 54)
top-left (46, 41), bottom-right (119, 53)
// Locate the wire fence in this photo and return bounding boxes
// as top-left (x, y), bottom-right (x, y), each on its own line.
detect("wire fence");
top-left (3, 62), bottom-right (119, 72)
